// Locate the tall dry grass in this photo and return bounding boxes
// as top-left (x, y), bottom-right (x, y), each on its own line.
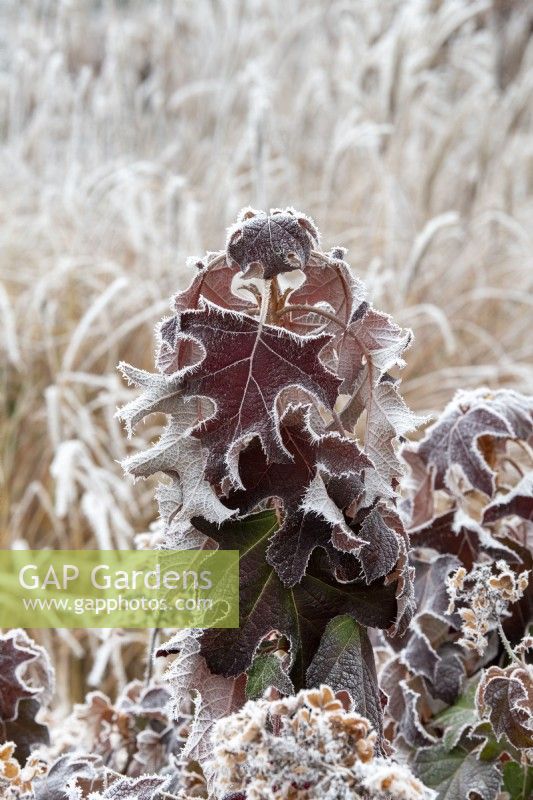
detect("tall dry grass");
top-left (0, 0), bottom-right (532, 698)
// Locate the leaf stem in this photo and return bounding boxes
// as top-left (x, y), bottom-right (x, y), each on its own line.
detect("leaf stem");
top-left (276, 302), bottom-right (347, 331)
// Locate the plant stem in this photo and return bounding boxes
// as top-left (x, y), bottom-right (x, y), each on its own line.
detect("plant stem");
top-left (496, 618), bottom-right (522, 666)
top-left (144, 627), bottom-right (159, 685)
top-left (260, 279), bottom-right (272, 325)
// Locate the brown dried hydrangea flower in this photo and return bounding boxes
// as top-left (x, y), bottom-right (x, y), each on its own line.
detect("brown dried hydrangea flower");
top-left (210, 685), bottom-right (435, 800)
top-left (0, 743), bottom-right (47, 798)
top-left (446, 561), bottom-right (529, 655)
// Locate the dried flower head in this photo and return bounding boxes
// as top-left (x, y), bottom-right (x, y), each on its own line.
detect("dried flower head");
top-left (446, 561), bottom-right (529, 655)
top-left (210, 686), bottom-right (436, 800)
top-left (0, 743), bottom-right (47, 798)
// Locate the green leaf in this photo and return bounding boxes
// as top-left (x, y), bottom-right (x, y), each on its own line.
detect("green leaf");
top-left (194, 510), bottom-right (398, 687)
top-left (246, 654), bottom-right (293, 700)
top-left (306, 615), bottom-right (382, 737)
top-left (503, 761), bottom-right (533, 800)
top-left (434, 678), bottom-right (480, 750)
top-left (473, 721), bottom-right (522, 763)
top-left (414, 744), bottom-right (502, 800)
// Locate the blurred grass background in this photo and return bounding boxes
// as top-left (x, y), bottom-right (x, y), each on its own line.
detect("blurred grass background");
top-left (0, 0), bottom-right (532, 702)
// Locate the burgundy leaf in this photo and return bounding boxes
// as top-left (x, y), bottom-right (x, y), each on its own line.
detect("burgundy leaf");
top-left (341, 374), bottom-right (421, 489)
top-left (173, 253), bottom-right (257, 315)
top-left (381, 658), bottom-right (436, 748)
top-left (193, 511), bottom-right (399, 685)
top-left (1, 698), bottom-right (50, 763)
top-left (402, 615), bottom-right (465, 705)
top-left (353, 505), bottom-right (403, 583)
top-left (278, 251), bottom-right (365, 335)
top-left (223, 404), bottom-right (371, 585)
top-left (332, 306), bottom-right (411, 395)
top-left (483, 473), bottom-right (533, 523)
top-left (416, 389), bottom-right (533, 497)
top-left (477, 665), bottom-right (533, 753)
top-left (0, 632), bottom-right (40, 722)
top-left (401, 448), bottom-right (436, 529)
top-left (412, 552), bottom-right (462, 620)
top-left (409, 510), bottom-right (518, 570)
top-left (226, 208), bottom-right (317, 279)
top-left (173, 304), bottom-right (340, 483)
top-left (306, 615), bottom-right (383, 745)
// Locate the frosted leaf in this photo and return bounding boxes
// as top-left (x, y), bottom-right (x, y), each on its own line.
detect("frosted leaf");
top-left (122, 421), bottom-right (234, 527)
top-left (226, 208), bottom-right (318, 279)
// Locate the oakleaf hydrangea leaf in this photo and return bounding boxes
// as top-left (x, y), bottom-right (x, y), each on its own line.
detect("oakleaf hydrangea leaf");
top-left (415, 389), bottom-right (533, 497)
top-left (483, 473), bottom-right (533, 523)
top-left (91, 775), bottom-right (167, 799)
top-left (158, 631), bottom-right (246, 765)
top-left (306, 615), bottom-right (383, 743)
top-left (333, 305), bottom-right (411, 395)
top-left (123, 420), bottom-right (234, 527)
top-left (409, 509), bottom-right (517, 570)
top-left (226, 208), bottom-right (318, 279)
top-left (223, 404), bottom-right (371, 585)
top-left (34, 754), bottom-right (104, 800)
top-left (165, 303), bottom-right (340, 484)
top-left (414, 745), bottom-right (502, 800)
top-left (2, 698), bottom-right (50, 762)
top-left (278, 250), bottom-right (365, 335)
top-left (173, 252), bottom-right (257, 314)
top-left (119, 208), bottom-right (422, 767)
top-left (476, 665), bottom-right (533, 753)
top-left (193, 511), bottom-right (399, 685)
top-left (0, 631), bottom-right (41, 721)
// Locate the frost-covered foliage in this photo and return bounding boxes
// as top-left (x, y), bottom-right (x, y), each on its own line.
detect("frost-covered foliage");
top-left (2, 0), bottom-right (533, 631)
top-left (1, 1), bottom-right (533, 798)
top-left (0, 662), bottom-right (204, 799)
top-left (382, 388), bottom-right (533, 800)
top-left (210, 685), bottom-right (436, 800)
top-left (1, 310), bottom-right (532, 800)
top-left (118, 206), bottom-right (419, 764)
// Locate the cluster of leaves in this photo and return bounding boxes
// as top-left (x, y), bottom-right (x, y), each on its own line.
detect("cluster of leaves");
top-left (117, 207), bottom-right (420, 770)
top-left (383, 388), bottom-right (533, 800)
top-left (0, 661), bottom-right (203, 799)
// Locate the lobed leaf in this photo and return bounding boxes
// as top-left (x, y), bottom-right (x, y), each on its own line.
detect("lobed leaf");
top-left (161, 303), bottom-right (340, 485)
top-left (476, 665), bottom-right (533, 753)
top-left (34, 754), bottom-right (105, 800)
top-left (226, 208), bottom-right (318, 279)
top-left (413, 389), bottom-right (533, 497)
